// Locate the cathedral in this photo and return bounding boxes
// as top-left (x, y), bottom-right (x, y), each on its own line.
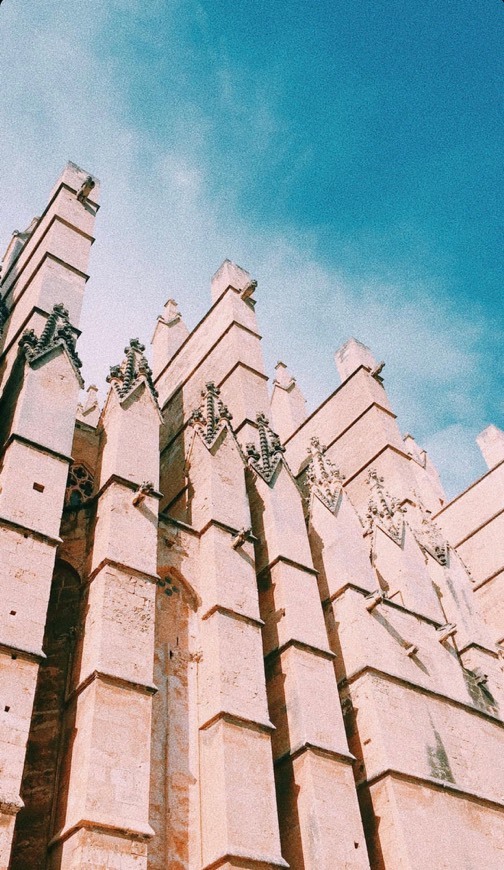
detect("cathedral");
top-left (0, 162), bottom-right (503, 869)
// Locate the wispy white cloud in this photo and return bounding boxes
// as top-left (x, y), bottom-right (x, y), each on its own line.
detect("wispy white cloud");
top-left (0, 0), bottom-right (498, 501)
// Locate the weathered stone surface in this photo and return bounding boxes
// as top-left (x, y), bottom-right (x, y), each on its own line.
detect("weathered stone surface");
top-left (1, 166), bottom-right (503, 869)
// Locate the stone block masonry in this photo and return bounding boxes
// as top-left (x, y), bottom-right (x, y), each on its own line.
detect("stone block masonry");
top-left (0, 166), bottom-right (503, 869)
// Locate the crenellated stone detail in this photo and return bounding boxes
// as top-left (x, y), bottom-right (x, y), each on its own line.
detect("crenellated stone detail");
top-left (189, 381), bottom-right (233, 448)
top-left (305, 436), bottom-right (345, 513)
top-left (246, 413), bottom-right (285, 483)
top-left (106, 338), bottom-right (158, 401)
top-left (365, 468), bottom-right (406, 542)
top-left (19, 303), bottom-right (83, 383)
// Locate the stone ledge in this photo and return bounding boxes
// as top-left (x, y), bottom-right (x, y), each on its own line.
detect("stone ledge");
top-left (199, 710), bottom-right (274, 735)
top-left (257, 554), bottom-right (319, 581)
top-left (86, 557), bottom-right (160, 587)
top-left (158, 318), bottom-right (263, 408)
top-left (362, 767), bottom-right (504, 813)
top-left (66, 669), bottom-right (158, 706)
top-left (473, 563), bottom-right (504, 592)
top-left (155, 284), bottom-right (261, 390)
top-left (1, 177), bottom-right (98, 289)
top-left (341, 665), bottom-right (504, 727)
top-left (285, 364), bottom-right (384, 447)
top-left (0, 795), bottom-right (24, 815)
top-left (0, 641), bottom-right (45, 663)
top-left (274, 740), bottom-right (355, 768)
top-left (454, 505), bottom-right (504, 549)
top-left (201, 604), bottom-right (264, 630)
top-left (202, 850), bottom-right (288, 870)
top-left (48, 817), bottom-right (155, 850)
top-left (3, 432), bottom-right (73, 466)
top-left (0, 515), bottom-right (61, 546)
top-left (433, 457), bottom-right (504, 519)
top-left (264, 637), bottom-right (335, 666)
top-left (3, 214), bottom-right (93, 304)
top-left (325, 581), bottom-right (445, 628)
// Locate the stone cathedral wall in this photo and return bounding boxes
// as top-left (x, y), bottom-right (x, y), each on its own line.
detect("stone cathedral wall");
top-left (0, 165), bottom-right (503, 869)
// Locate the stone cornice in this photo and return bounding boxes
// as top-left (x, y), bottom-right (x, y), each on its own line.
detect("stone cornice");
top-left (2, 432), bottom-right (73, 465)
top-left (0, 641), bottom-right (45, 663)
top-left (341, 665), bottom-right (504, 728)
top-left (274, 741), bottom-right (355, 768)
top-left (199, 710), bottom-right (274, 735)
top-left (264, 638), bottom-right (335, 666)
top-left (0, 515), bottom-right (61, 546)
top-left (158, 319), bottom-right (263, 410)
top-left (360, 768), bottom-right (504, 814)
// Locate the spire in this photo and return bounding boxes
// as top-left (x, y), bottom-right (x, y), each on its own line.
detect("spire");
top-left (273, 361), bottom-right (295, 390)
top-left (476, 424), bottom-right (504, 470)
top-left (76, 384), bottom-right (100, 427)
top-left (365, 468), bottom-right (405, 541)
top-left (210, 259), bottom-right (257, 305)
top-left (305, 436), bottom-right (345, 512)
top-left (270, 360), bottom-right (307, 442)
top-left (19, 302), bottom-right (83, 385)
top-left (106, 338), bottom-right (158, 401)
top-left (334, 337), bottom-right (383, 384)
top-left (189, 381), bottom-right (233, 448)
top-left (246, 413), bottom-right (285, 483)
top-left (162, 298), bottom-right (182, 323)
top-left (151, 298), bottom-right (189, 378)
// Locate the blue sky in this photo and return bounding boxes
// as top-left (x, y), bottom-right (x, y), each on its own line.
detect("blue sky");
top-left (1, 0), bottom-right (502, 497)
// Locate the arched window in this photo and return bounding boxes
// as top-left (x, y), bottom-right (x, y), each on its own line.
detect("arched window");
top-left (65, 462), bottom-right (94, 506)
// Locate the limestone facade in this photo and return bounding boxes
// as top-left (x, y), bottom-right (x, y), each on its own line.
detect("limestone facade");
top-left (0, 164), bottom-right (503, 869)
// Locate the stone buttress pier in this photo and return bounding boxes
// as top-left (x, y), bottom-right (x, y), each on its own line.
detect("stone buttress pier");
top-left (1, 168), bottom-right (503, 870)
top-left (48, 340), bottom-right (161, 868)
top-left (245, 416), bottom-right (369, 869)
top-left (0, 164), bottom-right (99, 867)
top-left (284, 340), bottom-right (504, 869)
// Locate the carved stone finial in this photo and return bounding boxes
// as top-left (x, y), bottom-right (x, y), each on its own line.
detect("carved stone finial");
top-left (19, 303), bottom-right (83, 382)
top-left (305, 436), bottom-right (345, 512)
top-left (76, 175), bottom-right (95, 204)
top-left (246, 413), bottom-right (285, 483)
top-left (162, 298), bottom-right (182, 324)
top-left (189, 381), bottom-right (233, 447)
top-left (407, 496), bottom-right (448, 565)
top-left (365, 469), bottom-right (405, 540)
top-left (132, 480), bottom-right (155, 506)
top-left (106, 338), bottom-right (158, 401)
top-left (370, 361), bottom-right (385, 385)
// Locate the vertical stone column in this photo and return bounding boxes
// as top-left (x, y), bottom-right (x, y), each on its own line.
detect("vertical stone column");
top-left (299, 394), bottom-right (504, 868)
top-left (270, 362), bottom-right (307, 444)
top-left (186, 384), bottom-right (286, 870)
top-left (0, 308), bottom-right (84, 867)
top-left (151, 299), bottom-right (189, 380)
top-left (49, 341), bottom-right (161, 869)
top-left (0, 162), bottom-right (99, 390)
top-left (246, 416), bottom-right (369, 869)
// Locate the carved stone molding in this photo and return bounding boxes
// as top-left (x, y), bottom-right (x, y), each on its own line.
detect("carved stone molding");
top-left (189, 381), bottom-right (233, 449)
top-left (305, 436), bottom-right (345, 513)
top-left (365, 468), bottom-right (405, 542)
top-left (246, 414), bottom-right (285, 483)
top-left (19, 303), bottom-right (83, 385)
top-left (107, 338), bottom-right (158, 402)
